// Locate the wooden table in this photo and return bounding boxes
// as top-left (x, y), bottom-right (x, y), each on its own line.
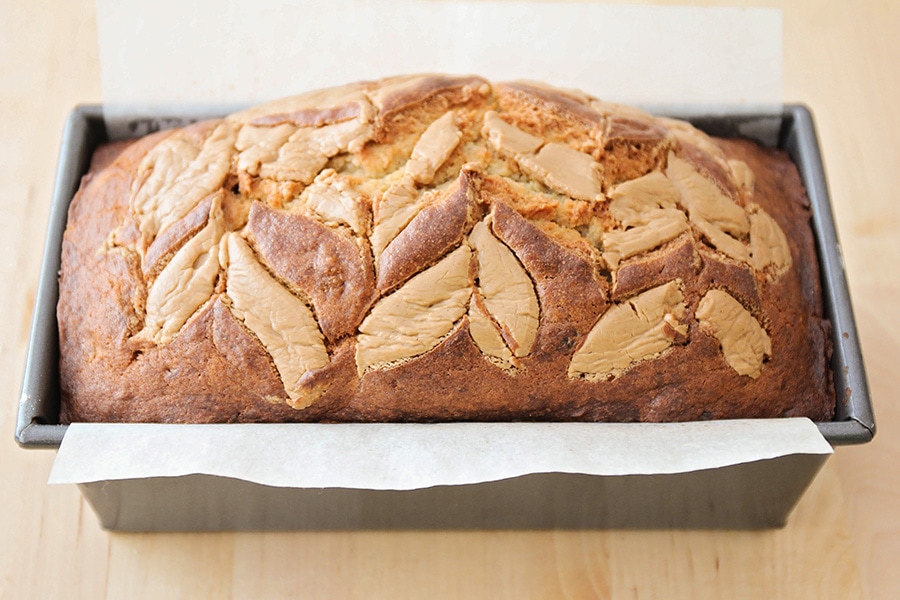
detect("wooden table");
top-left (2, 1), bottom-right (897, 597)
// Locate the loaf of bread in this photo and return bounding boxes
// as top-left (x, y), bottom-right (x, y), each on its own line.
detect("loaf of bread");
top-left (58, 74), bottom-right (835, 423)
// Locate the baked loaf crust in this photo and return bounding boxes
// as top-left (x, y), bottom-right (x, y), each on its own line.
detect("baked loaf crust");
top-left (59, 75), bottom-right (835, 423)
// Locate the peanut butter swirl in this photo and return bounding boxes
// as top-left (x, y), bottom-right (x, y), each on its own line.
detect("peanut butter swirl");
top-left (119, 74), bottom-right (796, 407)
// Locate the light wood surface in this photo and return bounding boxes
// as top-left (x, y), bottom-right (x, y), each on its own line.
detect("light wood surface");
top-left (2, 1), bottom-right (897, 598)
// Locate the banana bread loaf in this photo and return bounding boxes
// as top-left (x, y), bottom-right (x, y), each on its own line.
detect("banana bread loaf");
top-left (58, 74), bottom-right (835, 423)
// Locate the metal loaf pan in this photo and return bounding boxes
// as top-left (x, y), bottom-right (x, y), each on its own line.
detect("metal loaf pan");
top-left (15, 105), bottom-right (874, 448)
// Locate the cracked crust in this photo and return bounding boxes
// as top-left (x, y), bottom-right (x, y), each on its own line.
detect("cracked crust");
top-left (58, 74), bottom-right (835, 423)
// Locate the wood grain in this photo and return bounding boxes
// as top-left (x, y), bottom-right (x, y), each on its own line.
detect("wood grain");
top-left (2, 1), bottom-right (898, 598)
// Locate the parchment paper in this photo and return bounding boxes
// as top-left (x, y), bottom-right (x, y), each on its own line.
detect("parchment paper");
top-left (96, 1), bottom-right (783, 137)
top-left (51, 2), bottom-right (828, 491)
top-left (51, 420), bottom-right (831, 489)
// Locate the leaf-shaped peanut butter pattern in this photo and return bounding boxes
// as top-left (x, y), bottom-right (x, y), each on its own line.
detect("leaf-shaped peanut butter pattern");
top-left (748, 204), bottom-right (792, 278)
top-left (222, 233), bottom-right (328, 407)
top-left (469, 218), bottom-right (539, 358)
top-left (258, 117), bottom-right (373, 185)
top-left (516, 142), bottom-right (604, 202)
top-left (377, 170), bottom-right (476, 293)
top-left (467, 295), bottom-right (516, 368)
top-left (602, 172), bottom-right (690, 268)
top-left (608, 172), bottom-right (680, 222)
top-left (142, 191), bottom-right (219, 278)
top-left (302, 169), bottom-right (367, 234)
top-left (235, 123), bottom-right (295, 177)
top-left (132, 120), bottom-right (236, 241)
top-left (356, 245), bottom-right (472, 374)
top-left (405, 111), bottom-right (462, 185)
top-left (481, 111), bottom-right (602, 201)
top-left (482, 111), bottom-right (542, 155)
top-left (666, 152), bottom-right (751, 263)
top-left (490, 201), bottom-right (606, 332)
top-left (569, 281), bottom-right (687, 379)
top-left (246, 202), bottom-right (375, 342)
top-left (370, 176), bottom-right (427, 262)
top-left (257, 127), bottom-right (328, 185)
top-left (660, 117), bottom-right (729, 163)
top-left (138, 194), bottom-right (225, 345)
top-left (695, 289), bottom-right (771, 379)
top-left (728, 159), bottom-right (755, 192)
top-left (312, 115), bottom-right (373, 156)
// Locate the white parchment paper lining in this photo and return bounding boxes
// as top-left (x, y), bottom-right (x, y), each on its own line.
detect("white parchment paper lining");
top-left (51, 421), bottom-right (832, 489)
top-left (95, 1), bottom-right (784, 135)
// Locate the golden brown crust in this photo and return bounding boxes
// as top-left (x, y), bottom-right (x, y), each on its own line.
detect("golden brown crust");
top-left (58, 75), bottom-right (835, 424)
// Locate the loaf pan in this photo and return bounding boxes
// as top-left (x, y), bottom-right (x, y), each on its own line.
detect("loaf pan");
top-left (16, 105), bottom-right (874, 447)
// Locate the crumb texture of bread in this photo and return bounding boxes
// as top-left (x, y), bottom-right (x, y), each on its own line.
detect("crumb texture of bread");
top-left (58, 74), bottom-right (835, 424)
